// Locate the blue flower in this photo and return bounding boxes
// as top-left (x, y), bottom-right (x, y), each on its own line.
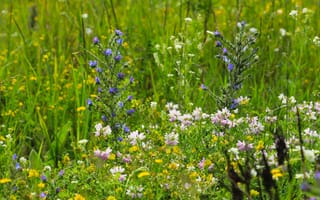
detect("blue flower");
top-left (228, 63), bottom-right (234, 71)
top-left (118, 101), bottom-right (124, 108)
top-left (104, 48), bottom-right (112, 56)
top-left (96, 67), bottom-right (102, 73)
top-left (109, 87), bottom-right (118, 95)
top-left (127, 109), bottom-right (135, 115)
top-left (201, 84), bottom-right (207, 90)
top-left (40, 192), bottom-right (46, 199)
top-left (223, 48), bottom-right (228, 55)
top-left (116, 38), bottom-right (123, 44)
top-left (41, 174), bottom-right (47, 182)
top-left (214, 30), bottom-right (221, 37)
top-left (115, 29), bottom-right (123, 36)
top-left (12, 154), bottom-right (17, 160)
top-left (101, 115), bottom-right (107, 122)
top-left (127, 95), bottom-right (133, 101)
top-left (117, 72), bottom-right (125, 80)
top-left (129, 76), bottom-right (134, 84)
top-left (216, 41), bottom-right (222, 47)
top-left (95, 76), bottom-right (101, 84)
top-left (123, 125), bottom-right (130, 133)
top-left (15, 162), bottom-right (21, 170)
top-left (89, 60), bottom-right (97, 68)
top-left (114, 54), bottom-right (122, 61)
top-left (93, 36), bottom-right (100, 44)
top-left (87, 98), bottom-right (93, 107)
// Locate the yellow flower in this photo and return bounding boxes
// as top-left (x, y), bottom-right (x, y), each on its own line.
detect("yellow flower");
top-left (173, 146), bottom-right (180, 154)
top-left (250, 189), bottom-right (259, 197)
top-left (106, 196), bottom-right (116, 200)
top-left (28, 169), bottom-right (39, 178)
top-left (0, 136), bottom-right (5, 141)
top-left (129, 146), bottom-right (139, 153)
top-left (256, 140), bottom-right (264, 151)
top-left (0, 178), bottom-right (11, 184)
top-left (168, 162), bottom-right (178, 170)
top-left (189, 172), bottom-right (198, 180)
top-left (271, 168), bottom-right (284, 180)
top-left (155, 159), bottom-right (163, 164)
top-left (109, 153), bottom-right (116, 160)
top-left (38, 182), bottom-right (45, 188)
top-left (76, 106), bottom-right (86, 112)
top-left (62, 154), bottom-right (70, 165)
top-left (74, 194), bottom-right (85, 200)
top-left (137, 172), bottom-right (150, 178)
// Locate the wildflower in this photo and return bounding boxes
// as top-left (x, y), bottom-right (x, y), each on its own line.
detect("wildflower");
top-left (301, 182), bottom-right (311, 191)
top-left (78, 139), bottom-right (88, 145)
top-left (214, 30), bottom-right (221, 37)
top-left (39, 192), bottom-right (46, 199)
top-left (127, 95), bottom-right (133, 101)
top-left (129, 76), bottom-right (134, 84)
top-left (74, 194), bottom-right (86, 200)
top-left (89, 60), bottom-right (97, 68)
top-left (41, 174), bottom-right (47, 182)
top-left (137, 171), bottom-right (150, 178)
top-left (201, 84), bottom-right (207, 90)
top-left (115, 29), bottom-right (123, 36)
top-left (271, 168), bottom-right (284, 180)
top-left (94, 147), bottom-right (112, 160)
top-left (104, 49), bottom-right (112, 56)
top-left (87, 98), bottom-right (93, 107)
top-left (289, 10), bottom-right (298, 18)
top-left (116, 38), bottom-right (123, 44)
top-left (38, 182), bottom-right (45, 188)
top-left (59, 170), bottom-right (64, 176)
top-left (95, 76), bottom-right (101, 84)
top-left (28, 169), bottom-right (39, 178)
top-left (106, 196), bottom-right (117, 200)
top-left (127, 109), bottom-right (135, 115)
top-left (223, 48), bottom-right (228, 55)
top-left (76, 106), bottom-right (86, 112)
top-left (198, 158), bottom-right (205, 170)
top-left (12, 154), bottom-right (17, 160)
top-left (93, 37), bottom-right (100, 44)
top-left (216, 41), bottom-right (222, 47)
top-left (164, 132), bottom-right (179, 146)
top-left (15, 163), bottom-right (21, 170)
top-left (128, 130), bottom-right (146, 145)
top-left (155, 159), bottom-right (163, 164)
top-left (237, 140), bottom-right (253, 151)
top-left (0, 178), bottom-right (11, 184)
top-left (250, 189), bottom-right (259, 197)
top-left (109, 87), bottom-right (118, 95)
top-left (228, 63), bottom-right (234, 71)
top-left (110, 166), bottom-right (125, 175)
top-left (117, 72), bottom-right (125, 80)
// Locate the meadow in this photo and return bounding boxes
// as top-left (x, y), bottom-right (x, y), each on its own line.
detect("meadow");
top-left (1, 0), bottom-right (320, 199)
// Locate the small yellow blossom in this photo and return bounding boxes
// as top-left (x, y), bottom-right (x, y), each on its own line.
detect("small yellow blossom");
top-left (106, 196), bottom-right (116, 200)
top-left (168, 162), bottom-right (178, 170)
top-left (37, 182), bottom-right (45, 188)
top-left (109, 153), bottom-right (116, 160)
top-left (115, 187), bottom-right (123, 193)
top-left (74, 194), bottom-right (85, 200)
top-left (250, 189), bottom-right (259, 196)
top-left (271, 168), bottom-right (284, 179)
top-left (129, 146), bottom-right (139, 153)
top-left (30, 76), bottom-right (37, 81)
top-left (189, 172), bottom-right (198, 180)
top-left (28, 169), bottom-right (39, 178)
top-left (173, 146), bottom-right (180, 154)
top-left (0, 136), bottom-right (5, 141)
top-left (0, 178), bottom-right (11, 184)
top-left (155, 159), bottom-right (163, 164)
top-left (256, 140), bottom-right (264, 151)
top-left (212, 135), bottom-right (218, 143)
top-left (76, 106), bottom-right (86, 112)
top-left (137, 171), bottom-right (150, 178)
top-left (62, 154), bottom-right (70, 165)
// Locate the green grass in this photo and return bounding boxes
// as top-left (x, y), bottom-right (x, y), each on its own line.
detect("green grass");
top-left (1, 0), bottom-right (320, 199)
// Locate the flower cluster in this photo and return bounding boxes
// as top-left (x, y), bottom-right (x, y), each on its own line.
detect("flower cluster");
top-left (88, 30), bottom-right (135, 143)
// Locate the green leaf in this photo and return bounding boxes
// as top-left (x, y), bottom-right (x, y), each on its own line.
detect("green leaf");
top-left (29, 149), bottom-right (42, 170)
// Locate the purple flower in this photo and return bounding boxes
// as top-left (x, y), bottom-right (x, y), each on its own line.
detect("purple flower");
top-left (98, 87), bottom-right (102, 93)
top-left (201, 84), bottom-right (207, 90)
top-left (223, 48), bottom-right (228, 55)
top-left (87, 98), bottom-right (93, 107)
top-left (127, 95), bottom-right (133, 101)
top-left (315, 171), bottom-right (320, 180)
top-left (129, 76), bottom-right (134, 84)
top-left (123, 125), bottom-right (130, 133)
top-left (301, 182), bottom-right (310, 191)
top-left (40, 192), bottom-right (46, 198)
top-left (89, 60), bottom-right (97, 68)
top-left (104, 48), bottom-right (112, 56)
top-left (118, 101), bottom-right (124, 108)
top-left (41, 174), bottom-right (47, 182)
top-left (15, 162), bottom-right (21, 170)
top-left (101, 115), bottom-right (107, 122)
top-left (114, 54), bottom-right (122, 61)
top-left (95, 76), bottom-right (101, 84)
top-left (93, 36), bottom-right (100, 44)
top-left (214, 30), bottom-right (221, 37)
top-left (56, 187), bottom-right (61, 193)
top-left (216, 41), bottom-right (222, 47)
top-left (127, 109), bottom-right (135, 115)
top-left (12, 154), bottom-right (17, 160)
top-left (59, 170), bottom-right (64, 176)
top-left (228, 63), bottom-right (234, 71)
top-left (118, 137), bottom-right (123, 142)
top-left (96, 67), bottom-right (102, 73)
top-left (115, 29), bottom-right (123, 36)
top-left (117, 72), bottom-right (125, 80)
top-left (109, 87), bottom-right (118, 95)
top-left (116, 38), bottom-right (123, 44)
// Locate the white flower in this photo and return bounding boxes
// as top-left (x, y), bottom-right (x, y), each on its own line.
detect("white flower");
top-left (19, 157), bottom-right (27, 164)
top-left (110, 166), bottom-right (125, 175)
top-left (184, 17), bottom-right (192, 22)
top-left (78, 139), bottom-right (88, 145)
top-left (313, 36), bottom-right (320, 47)
top-left (150, 101), bottom-right (157, 110)
top-left (81, 13), bottom-right (88, 19)
top-left (249, 27), bottom-right (258, 34)
top-left (304, 149), bottom-right (316, 162)
top-left (164, 132), bottom-right (179, 146)
top-left (279, 28), bottom-right (286, 37)
top-left (289, 10), bottom-right (298, 18)
top-left (102, 125), bottom-right (112, 136)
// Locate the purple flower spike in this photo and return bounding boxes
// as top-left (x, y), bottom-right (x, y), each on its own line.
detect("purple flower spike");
top-left (95, 76), bottom-right (101, 84)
